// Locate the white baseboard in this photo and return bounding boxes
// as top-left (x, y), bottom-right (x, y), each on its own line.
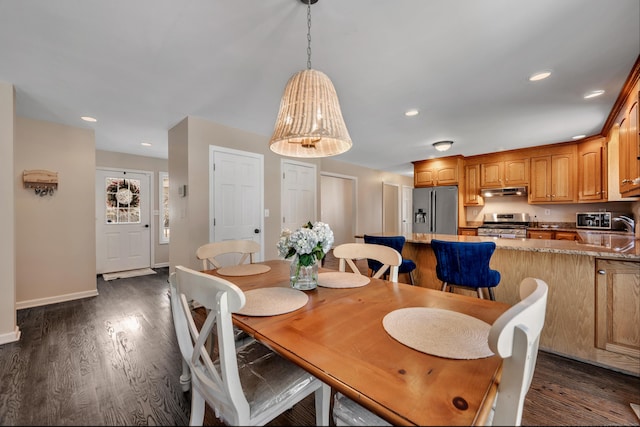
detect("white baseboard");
top-left (16, 289), bottom-right (99, 310)
top-left (0, 326), bottom-right (21, 345)
top-left (154, 262), bottom-right (169, 268)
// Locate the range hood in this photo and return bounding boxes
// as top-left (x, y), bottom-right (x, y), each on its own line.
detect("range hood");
top-left (480, 187), bottom-right (528, 197)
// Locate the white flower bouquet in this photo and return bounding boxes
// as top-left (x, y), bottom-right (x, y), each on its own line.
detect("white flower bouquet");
top-left (277, 221), bottom-right (334, 267)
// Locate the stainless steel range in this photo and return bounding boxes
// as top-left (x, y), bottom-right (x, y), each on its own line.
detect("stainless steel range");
top-left (477, 213), bottom-right (530, 239)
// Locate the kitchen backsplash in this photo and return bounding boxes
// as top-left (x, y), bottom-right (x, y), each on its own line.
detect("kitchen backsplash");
top-left (465, 199), bottom-right (639, 226)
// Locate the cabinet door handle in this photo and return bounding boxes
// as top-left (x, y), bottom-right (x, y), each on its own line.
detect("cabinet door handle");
top-left (597, 269), bottom-right (606, 275)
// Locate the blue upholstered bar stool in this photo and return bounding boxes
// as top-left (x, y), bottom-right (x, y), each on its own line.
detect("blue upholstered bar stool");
top-left (430, 239), bottom-right (501, 300)
top-left (363, 235), bottom-right (416, 285)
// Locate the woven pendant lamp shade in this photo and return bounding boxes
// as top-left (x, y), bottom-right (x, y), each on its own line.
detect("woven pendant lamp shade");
top-left (269, 68), bottom-right (352, 158)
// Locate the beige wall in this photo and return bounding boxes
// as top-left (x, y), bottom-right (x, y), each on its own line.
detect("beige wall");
top-left (0, 82), bottom-right (18, 344)
top-left (14, 117), bottom-right (97, 308)
top-left (168, 116), bottom-right (413, 272)
top-left (96, 150), bottom-right (169, 267)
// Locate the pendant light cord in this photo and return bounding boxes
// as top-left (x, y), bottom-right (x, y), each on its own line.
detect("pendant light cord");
top-left (306, 0), bottom-right (312, 70)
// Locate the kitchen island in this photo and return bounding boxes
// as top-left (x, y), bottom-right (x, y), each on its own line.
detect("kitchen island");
top-left (398, 233), bottom-right (639, 376)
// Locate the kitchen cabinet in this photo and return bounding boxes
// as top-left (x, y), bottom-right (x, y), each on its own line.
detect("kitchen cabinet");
top-left (527, 230), bottom-right (578, 240)
top-left (619, 94), bottom-right (639, 197)
top-left (527, 230), bottom-right (555, 240)
top-left (413, 156), bottom-right (463, 187)
top-left (479, 155), bottom-right (529, 188)
top-left (555, 231), bottom-right (578, 241)
top-left (578, 137), bottom-right (607, 202)
top-left (529, 148), bottom-right (577, 203)
top-left (463, 163), bottom-right (483, 206)
top-left (458, 227), bottom-right (478, 236)
top-left (595, 258), bottom-right (640, 361)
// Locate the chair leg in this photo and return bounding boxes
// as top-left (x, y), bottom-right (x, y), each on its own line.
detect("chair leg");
top-left (476, 288), bottom-right (484, 299)
top-left (315, 383), bottom-right (331, 426)
top-left (488, 287), bottom-right (495, 301)
top-left (409, 270), bottom-right (415, 286)
top-left (189, 388), bottom-right (206, 426)
top-left (441, 281), bottom-right (448, 292)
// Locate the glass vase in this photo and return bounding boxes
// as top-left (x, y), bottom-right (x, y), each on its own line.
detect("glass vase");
top-left (290, 255), bottom-right (318, 290)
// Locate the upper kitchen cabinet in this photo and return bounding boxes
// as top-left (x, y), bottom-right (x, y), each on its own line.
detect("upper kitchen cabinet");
top-left (529, 143), bottom-right (577, 203)
top-left (413, 156), bottom-right (463, 187)
top-left (463, 162), bottom-right (483, 206)
top-left (578, 136), bottom-right (607, 202)
top-left (604, 57), bottom-right (639, 198)
top-left (479, 154), bottom-right (529, 188)
top-left (619, 94), bottom-right (639, 197)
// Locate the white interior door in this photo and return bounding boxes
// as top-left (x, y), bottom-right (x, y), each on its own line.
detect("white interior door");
top-left (402, 185), bottom-right (413, 235)
top-left (320, 173), bottom-right (357, 245)
top-left (210, 146), bottom-right (264, 265)
top-left (96, 169), bottom-right (151, 274)
top-left (382, 182), bottom-right (400, 234)
top-left (281, 160), bottom-right (317, 232)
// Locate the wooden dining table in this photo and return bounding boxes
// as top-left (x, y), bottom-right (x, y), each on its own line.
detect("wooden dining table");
top-left (207, 259), bottom-right (511, 426)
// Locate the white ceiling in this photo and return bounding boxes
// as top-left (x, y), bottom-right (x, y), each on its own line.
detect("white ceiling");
top-left (1, 0), bottom-right (638, 176)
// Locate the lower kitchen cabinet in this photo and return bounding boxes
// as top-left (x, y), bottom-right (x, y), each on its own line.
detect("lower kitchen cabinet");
top-left (527, 230), bottom-right (555, 240)
top-left (595, 259), bottom-right (640, 360)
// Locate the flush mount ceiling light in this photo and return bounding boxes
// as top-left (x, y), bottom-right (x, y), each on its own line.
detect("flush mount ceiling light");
top-left (269, 0), bottom-right (352, 158)
top-left (432, 140), bottom-right (453, 152)
top-left (81, 116), bottom-right (97, 122)
top-left (405, 109), bottom-right (419, 117)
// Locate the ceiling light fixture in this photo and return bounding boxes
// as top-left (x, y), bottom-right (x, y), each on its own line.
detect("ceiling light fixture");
top-left (572, 134), bottom-right (586, 140)
top-left (432, 140), bottom-right (453, 152)
top-left (81, 116), bottom-right (97, 122)
top-left (141, 142), bottom-right (152, 147)
top-left (405, 109), bottom-right (419, 117)
top-left (529, 70), bottom-right (551, 81)
top-left (269, 0), bottom-right (351, 158)
top-left (584, 90), bottom-right (605, 99)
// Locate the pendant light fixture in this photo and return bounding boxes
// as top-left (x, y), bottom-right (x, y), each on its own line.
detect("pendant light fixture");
top-left (269, 0), bottom-right (352, 158)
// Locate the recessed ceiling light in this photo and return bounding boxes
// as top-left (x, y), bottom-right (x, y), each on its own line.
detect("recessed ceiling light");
top-left (81, 116), bottom-right (97, 122)
top-left (529, 71), bottom-right (551, 81)
top-left (141, 142), bottom-right (152, 147)
top-left (584, 90), bottom-right (605, 99)
top-left (572, 135), bottom-right (586, 140)
top-left (405, 109), bottom-right (419, 117)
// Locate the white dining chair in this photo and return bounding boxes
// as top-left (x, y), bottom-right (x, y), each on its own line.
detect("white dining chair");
top-left (332, 243), bottom-right (402, 283)
top-left (332, 277), bottom-right (549, 426)
top-left (196, 239), bottom-right (260, 270)
top-left (170, 265), bottom-right (330, 426)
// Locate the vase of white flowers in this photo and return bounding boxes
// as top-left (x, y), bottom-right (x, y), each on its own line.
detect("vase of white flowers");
top-left (277, 221), bottom-right (334, 290)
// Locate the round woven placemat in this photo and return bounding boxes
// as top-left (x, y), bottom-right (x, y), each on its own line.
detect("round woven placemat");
top-left (318, 271), bottom-right (370, 288)
top-left (217, 264), bottom-right (271, 277)
top-left (382, 307), bottom-right (494, 359)
top-left (236, 287), bottom-right (309, 317)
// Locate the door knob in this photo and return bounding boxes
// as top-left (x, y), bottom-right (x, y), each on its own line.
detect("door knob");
top-left (254, 228), bottom-right (260, 234)
top-left (145, 224), bottom-right (149, 228)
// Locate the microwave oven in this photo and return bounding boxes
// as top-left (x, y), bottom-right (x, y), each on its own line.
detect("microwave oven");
top-left (576, 212), bottom-right (612, 229)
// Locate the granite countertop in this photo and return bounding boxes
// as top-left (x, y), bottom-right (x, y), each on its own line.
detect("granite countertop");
top-left (403, 233), bottom-right (640, 260)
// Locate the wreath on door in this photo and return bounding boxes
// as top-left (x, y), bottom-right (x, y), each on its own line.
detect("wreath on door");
top-left (106, 179), bottom-right (140, 207)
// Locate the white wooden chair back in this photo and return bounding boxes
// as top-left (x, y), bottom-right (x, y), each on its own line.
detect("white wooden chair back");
top-left (486, 277), bottom-right (549, 426)
top-left (170, 265), bottom-right (330, 426)
top-left (196, 239), bottom-right (260, 270)
top-left (332, 243), bottom-right (401, 282)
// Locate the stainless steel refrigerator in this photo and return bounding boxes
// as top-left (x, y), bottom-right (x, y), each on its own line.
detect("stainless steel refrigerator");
top-left (412, 186), bottom-right (458, 234)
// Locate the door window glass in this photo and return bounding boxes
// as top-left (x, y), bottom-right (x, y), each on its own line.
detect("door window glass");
top-left (105, 178), bottom-right (141, 224)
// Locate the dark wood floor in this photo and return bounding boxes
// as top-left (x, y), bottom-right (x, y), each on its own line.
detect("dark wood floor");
top-left (0, 260), bottom-right (638, 426)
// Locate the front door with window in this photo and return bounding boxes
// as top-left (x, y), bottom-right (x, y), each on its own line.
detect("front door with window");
top-left (95, 169), bottom-right (151, 274)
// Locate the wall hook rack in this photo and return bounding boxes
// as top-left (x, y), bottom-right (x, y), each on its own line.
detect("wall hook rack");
top-left (23, 169), bottom-right (58, 196)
